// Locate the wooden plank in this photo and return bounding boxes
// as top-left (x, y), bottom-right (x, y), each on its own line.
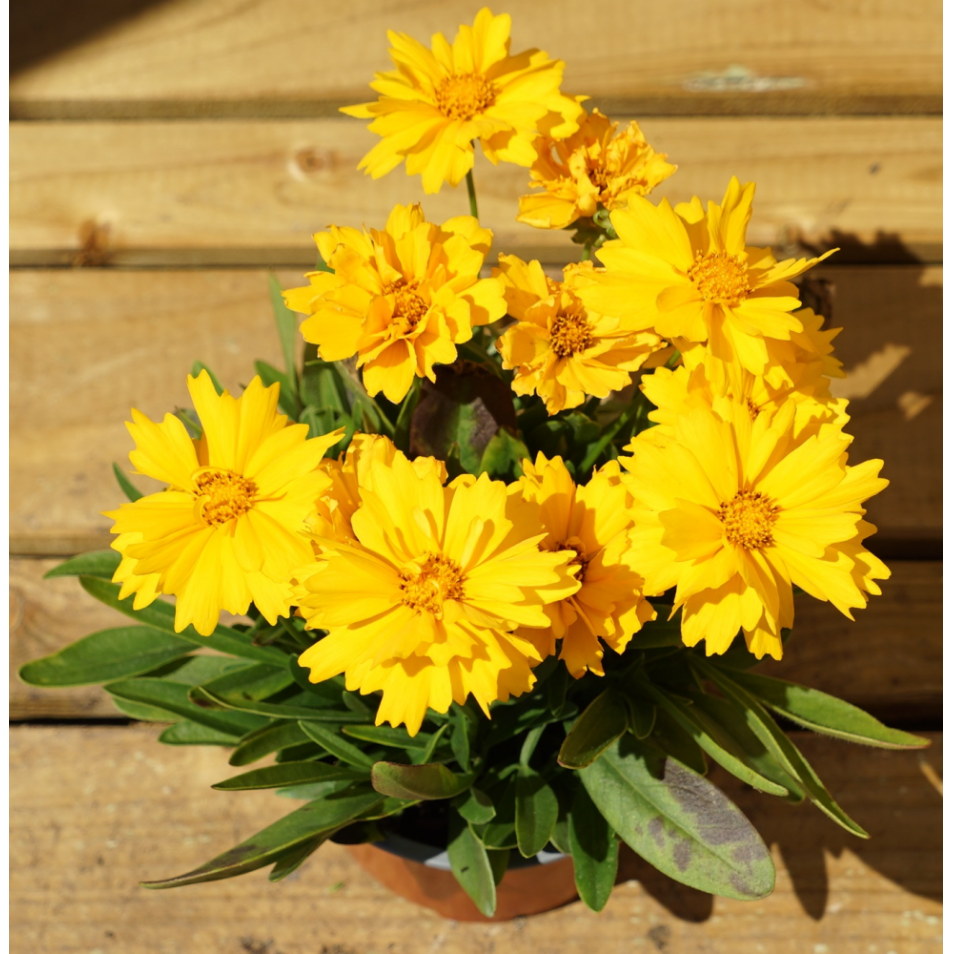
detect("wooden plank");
top-left (10, 557), bottom-right (941, 723)
top-left (10, 0), bottom-right (942, 117)
top-left (9, 118), bottom-right (942, 266)
top-left (10, 265), bottom-right (940, 555)
top-left (10, 725), bottom-right (942, 952)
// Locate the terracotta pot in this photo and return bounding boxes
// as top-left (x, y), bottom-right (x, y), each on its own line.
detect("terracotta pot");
top-left (346, 833), bottom-right (578, 921)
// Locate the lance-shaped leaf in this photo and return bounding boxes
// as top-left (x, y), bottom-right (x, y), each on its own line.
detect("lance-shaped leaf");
top-left (141, 789), bottom-right (383, 888)
top-left (343, 725), bottom-right (431, 750)
top-left (229, 722), bottom-right (310, 766)
top-left (455, 787), bottom-right (496, 825)
top-left (78, 576), bottom-right (288, 666)
top-left (559, 689), bottom-right (630, 769)
top-left (581, 736), bottom-right (775, 900)
top-left (105, 679), bottom-right (266, 737)
top-left (189, 664), bottom-right (294, 706)
top-left (371, 762), bottom-right (474, 801)
top-left (568, 784), bottom-right (618, 912)
top-left (190, 687), bottom-right (366, 723)
top-left (635, 675), bottom-right (791, 797)
top-left (112, 463), bottom-right (144, 501)
top-left (299, 722), bottom-right (377, 769)
top-left (727, 669), bottom-right (930, 750)
top-left (44, 550), bottom-right (122, 580)
top-left (515, 767), bottom-right (559, 858)
top-left (447, 811), bottom-right (496, 918)
top-left (694, 659), bottom-right (868, 838)
top-left (268, 837), bottom-right (323, 882)
top-left (19, 626), bottom-right (194, 687)
top-left (214, 761), bottom-right (366, 792)
top-left (159, 721), bottom-right (240, 746)
top-left (268, 272), bottom-right (300, 401)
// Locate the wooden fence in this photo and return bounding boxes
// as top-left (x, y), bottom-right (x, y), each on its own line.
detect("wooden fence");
top-left (10, 1), bottom-right (941, 950)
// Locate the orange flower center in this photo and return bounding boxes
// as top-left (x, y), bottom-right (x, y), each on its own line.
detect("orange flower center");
top-left (195, 469), bottom-right (257, 526)
top-left (435, 72), bottom-right (496, 120)
top-left (718, 490), bottom-right (778, 550)
top-left (384, 279), bottom-right (429, 334)
top-left (688, 251), bottom-right (751, 304)
top-left (399, 553), bottom-right (465, 617)
top-left (550, 307), bottom-right (595, 358)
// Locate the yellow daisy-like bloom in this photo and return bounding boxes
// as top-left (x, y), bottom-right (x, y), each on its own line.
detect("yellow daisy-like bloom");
top-left (517, 109), bottom-right (676, 230)
top-left (579, 177), bottom-right (837, 375)
top-left (620, 401), bottom-right (889, 661)
top-left (283, 203), bottom-right (506, 404)
top-left (105, 372), bottom-right (342, 636)
top-left (515, 454), bottom-right (656, 678)
top-left (341, 8), bottom-right (584, 194)
top-left (495, 256), bottom-right (664, 415)
top-left (292, 450), bottom-right (580, 735)
top-left (643, 319), bottom-right (850, 444)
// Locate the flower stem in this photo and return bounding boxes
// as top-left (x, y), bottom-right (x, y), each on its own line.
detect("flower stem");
top-left (466, 167), bottom-right (479, 220)
top-left (581, 241), bottom-right (593, 262)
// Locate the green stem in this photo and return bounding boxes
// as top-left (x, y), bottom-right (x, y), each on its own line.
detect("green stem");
top-left (581, 241), bottom-right (593, 262)
top-left (465, 167), bottom-right (479, 220)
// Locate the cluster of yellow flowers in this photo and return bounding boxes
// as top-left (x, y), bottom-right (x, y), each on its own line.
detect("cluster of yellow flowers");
top-left (105, 8), bottom-right (890, 736)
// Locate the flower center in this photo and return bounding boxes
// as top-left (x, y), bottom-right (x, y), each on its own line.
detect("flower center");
top-left (435, 72), bottom-right (496, 120)
top-left (550, 307), bottom-right (595, 358)
top-left (688, 251), bottom-right (750, 304)
top-left (195, 469), bottom-right (257, 526)
top-left (384, 279), bottom-right (429, 334)
top-left (559, 537), bottom-right (590, 580)
top-left (718, 490), bottom-right (779, 550)
top-left (399, 553), bottom-right (465, 617)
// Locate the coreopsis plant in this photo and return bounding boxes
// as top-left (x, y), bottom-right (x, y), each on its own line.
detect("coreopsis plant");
top-left (22, 7), bottom-right (927, 921)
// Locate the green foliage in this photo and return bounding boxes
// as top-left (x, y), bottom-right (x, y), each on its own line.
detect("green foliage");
top-left (568, 784), bottom-right (618, 912)
top-left (558, 689), bottom-right (629, 769)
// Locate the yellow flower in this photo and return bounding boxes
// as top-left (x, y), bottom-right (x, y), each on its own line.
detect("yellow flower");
top-left (643, 328), bottom-right (849, 444)
top-left (515, 454), bottom-right (656, 677)
top-left (494, 256), bottom-right (664, 415)
top-left (341, 8), bottom-right (584, 193)
top-left (517, 109), bottom-right (676, 230)
top-left (105, 372), bottom-right (342, 636)
top-left (579, 177), bottom-right (837, 375)
top-left (283, 203), bottom-right (506, 404)
top-left (620, 400), bottom-right (889, 661)
top-left (292, 450), bottom-right (580, 735)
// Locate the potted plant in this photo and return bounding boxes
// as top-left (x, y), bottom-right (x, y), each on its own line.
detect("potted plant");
top-left (20, 7), bottom-right (927, 922)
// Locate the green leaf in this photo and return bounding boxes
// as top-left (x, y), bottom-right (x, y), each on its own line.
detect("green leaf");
top-left (268, 272), bottom-right (300, 402)
top-left (487, 848), bottom-right (510, 887)
top-left (623, 694), bottom-right (656, 740)
top-left (110, 695), bottom-right (180, 722)
top-left (190, 687), bottom-right (365, 723)
top-left (635, 677), bottom-right (792, 797)
top-left (695, 661), bottom-right (869, 838)
top-left (105, 679), bottom-right (266, 737)
top-left (414, 723), bottom-right (450, 765)
top-left (547, 664), bottom-right (570, 717)
top-left (213, 761), bottom-right (366, 791)
top-left (268, 837), bottom-right (323, 882)
top-left (630, 617), bottom-right (684, 649)
top-left (190, 361), bottom-right (224, 394)
top-left (44, 550), bottom-right (122, 580)
top-left (455, 787), bottom-right (496, 825)
top-left (18, 626), bottom-right (194, 687)
top-left (329, 363), bottom-right (393, 436)
top-left (229, 722), bottom-right (309, 766)
top-left (254, 360), bottom-right (298, 418)
top-left (447, 811), bottom-right (496, 917)
top-left (568, 784), bottom-right (618, 912)
top-left (300, 343), bottom-right (349, 416)
top-left (150, 655), bottom-right (249, 685)
top-left (581, 736), bottom-right (775, 900)
top-left (78, 576), bottom-right (288, 667)
top-left (727, 669), bottom-right (930, 750)
top-left (558, 689), bottom-right (629, 769)
top-left (473, 777), bottom-right (518, 849)
top-left (191, 663), bottom-right (294, 704)
top-left (651, 706), bottom-right (708, 775)
top-left (112, 463), bottom-right (143, 502)
top-left (141, 789), bottom-right (383, 888)
top-left (340, 690), bottom-right (375, 718)
top-left (159, 721), bottom-right (241, 746)
top-left (515, 768), bottom-right (559, 858)
top-left (371, 762), bottom-right (474, 800)
top-left (343, 725), bottom-right (430, 750)
top-left (449, 705), bottom-right (475, 770)
top-left (478, 427), bottom-right (530, 481)
top-left (299, 722), bottom-right (377, 769)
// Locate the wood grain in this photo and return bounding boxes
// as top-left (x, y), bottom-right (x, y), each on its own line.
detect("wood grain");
top-left (9, 0), bottom-right (942, 117)
top-left (10, 265), bottom-right (941, 554)
top-left (9, 118), bottom-right (943, 266)
top-left (10, 724), bottom-right (942, 952)
top-left (10, 557), bottom-right (941, 723)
